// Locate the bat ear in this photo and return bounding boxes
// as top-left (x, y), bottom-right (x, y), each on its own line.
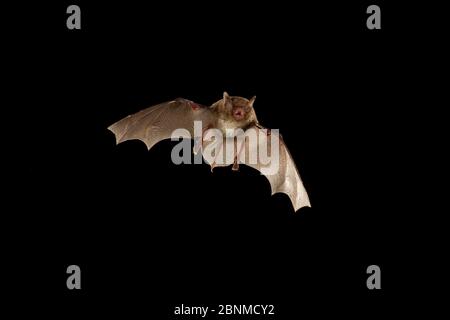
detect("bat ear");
top-left (248, 95), bottom-right (256, 107)
top-left (223, 91), bottom-right (232, 108)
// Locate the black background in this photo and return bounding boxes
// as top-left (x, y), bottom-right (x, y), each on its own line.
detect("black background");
top-left (5, 0), bottom-right (436, 318)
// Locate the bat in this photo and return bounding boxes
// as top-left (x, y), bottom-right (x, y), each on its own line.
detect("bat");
top-left (108, 92), bottom-right (311, 212)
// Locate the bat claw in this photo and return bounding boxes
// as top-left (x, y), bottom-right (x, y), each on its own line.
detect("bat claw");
top-left (232, 162), bottom-right (239, 171)
top-left (190, 101), bottom-right (201, 111)
top-left (193, 138), bottom-right (202, 155)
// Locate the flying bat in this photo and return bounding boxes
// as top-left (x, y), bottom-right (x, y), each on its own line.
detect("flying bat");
top-left (108, 92), bottom-right (311, 211)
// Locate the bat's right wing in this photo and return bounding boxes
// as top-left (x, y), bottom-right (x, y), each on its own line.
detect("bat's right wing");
top-left (108, 98), bottom-right (216, 150)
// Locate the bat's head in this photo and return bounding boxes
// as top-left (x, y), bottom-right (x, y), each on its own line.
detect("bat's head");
top-left (221, 92), bottom-right (257, 123)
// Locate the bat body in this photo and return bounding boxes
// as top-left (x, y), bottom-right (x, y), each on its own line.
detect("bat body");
top-left (108, 92), bottom-right (311, 211)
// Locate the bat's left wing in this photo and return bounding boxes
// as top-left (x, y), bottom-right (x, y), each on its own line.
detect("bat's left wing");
top-left (240, 127), bottom-right (311, 212)
top-left (200, 126), bottom-right (310, 211)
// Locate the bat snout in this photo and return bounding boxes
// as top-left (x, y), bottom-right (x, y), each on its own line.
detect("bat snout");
top-left (232, 107), bottom-right (245, 120)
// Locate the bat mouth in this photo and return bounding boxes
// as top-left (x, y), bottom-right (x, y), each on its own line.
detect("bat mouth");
top-left (232, 108), bottom-right (245, 120)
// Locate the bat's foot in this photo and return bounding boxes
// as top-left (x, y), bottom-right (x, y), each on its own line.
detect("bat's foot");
top-left (232, 137), bottom-right (242, 171)
top-left (193, 138), bottom-right (202, 155)
top-left (189, 101), bottom-right (201, 111)
top-left (232, 155), bottom-right (239, 171)
top-left (194, 125), bottom-right (213, 155)
top-left (210, 162), bottom-right (216, 173)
